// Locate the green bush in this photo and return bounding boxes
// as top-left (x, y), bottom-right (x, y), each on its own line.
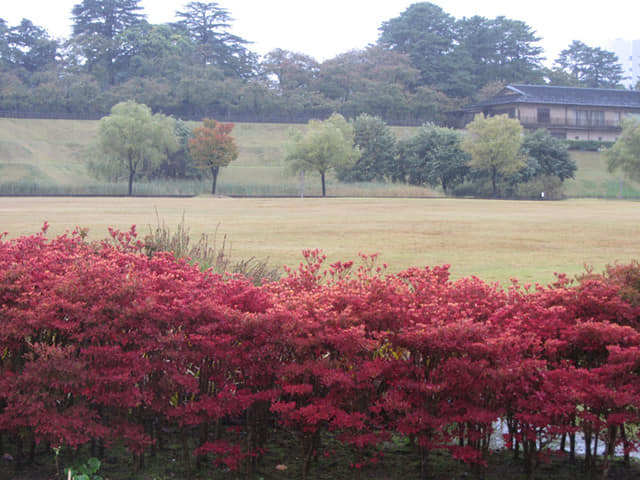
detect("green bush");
top-left (65, 457), bottom-right (103, 480)
top-left (515, 175), bottom-right (564, 200)
top-left (566, 139), bottom-right (614, 151)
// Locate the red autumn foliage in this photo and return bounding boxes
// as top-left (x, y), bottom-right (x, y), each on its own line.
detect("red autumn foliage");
top-left (2, 229), bottom-right (640, 479)
top-left (188, 118), bottom-right (239, 195)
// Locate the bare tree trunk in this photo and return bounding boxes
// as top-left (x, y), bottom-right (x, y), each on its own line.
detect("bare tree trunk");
top-left (569, 432), bottom-right (576, 462)
top-left (621, 423), bottom-right (630, 464)
top-left (211, 166), bottom-right (219, 195)
top-left (128, 155), bottom-right (135, 196)
top-left (182, 429), bottom-right (192, 480)
top-left (491, 166), bottom-right (498, 197)
top-left (601, 424), bottom-right (617, 480)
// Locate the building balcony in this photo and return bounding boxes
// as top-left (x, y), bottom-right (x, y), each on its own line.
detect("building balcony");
top-left (517, 116), bottom-right (622, 131)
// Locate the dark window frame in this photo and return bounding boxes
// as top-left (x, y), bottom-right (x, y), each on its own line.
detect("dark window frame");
top-left (537, 107), bottom-right (550, 124)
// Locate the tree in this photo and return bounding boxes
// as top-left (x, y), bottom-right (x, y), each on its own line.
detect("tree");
top-left (458, 16), bottom-right (544, 87)
top-left (2, 19), bottom-right (58, 74)
top-left (314, 47), bottom-right (418, 103)
top-left (96, 100), bottom-right (178, 195)
top-left (401, 123), bottom-right (470, 193)
top-left (0, 19), bottom-right (8, 61)
top-left (605, 117), bottom-right (640, 182)
top-left (176, 2), bottom-right (256, 78)
top-left (378, 2), bottom-right (473, 97)
top-left (71, 0), bottom-right (145, 85)
top-left (522, 129), bottom-right (576, 181)
top-left (335, 114), bottom-right (396, 182)
top-left (311, 46), bottom-right (427, 121)
top-left (115, 22), bottom-right (192, 81)
top-left (542, 65), bottom-right (584, 87)
top-left (189, 118), bottom-right (239, 194)
top-left (461, 114), bottom-right (525, 197)
top-left (286, 113), bottom-right (360, 197)
top-left (554, 41), bottom-right (624, 88)
top-left (260, 49), bottom-right (319, 91)
top-left (151, 119), bottom-right (200, 180)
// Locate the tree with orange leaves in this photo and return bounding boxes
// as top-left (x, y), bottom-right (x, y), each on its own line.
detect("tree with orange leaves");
top-left (189, 118), bottom-right (239, 195)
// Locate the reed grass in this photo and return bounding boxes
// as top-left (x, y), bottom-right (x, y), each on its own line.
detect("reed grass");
top-left (143, 211), bottom-right (280, 284)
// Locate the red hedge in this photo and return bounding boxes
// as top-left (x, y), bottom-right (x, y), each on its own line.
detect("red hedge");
top-left (1, 229), bottom-right (640, 477)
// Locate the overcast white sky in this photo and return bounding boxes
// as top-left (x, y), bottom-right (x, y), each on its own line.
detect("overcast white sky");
top-left (3, 0), bottom-right (640, 64)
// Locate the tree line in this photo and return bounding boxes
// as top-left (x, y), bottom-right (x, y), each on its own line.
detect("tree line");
top-left (91, 95), bottom-right (640, 199)
top-left (290, 112), bottom-right (579, 198)
top-left (93, 99), bottom-right (578, 199)
top-left (0, 1), bottom-right (630, 124)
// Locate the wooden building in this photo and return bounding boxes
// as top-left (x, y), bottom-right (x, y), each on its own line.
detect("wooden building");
top-left (461, 84), bottom-right (640, 141)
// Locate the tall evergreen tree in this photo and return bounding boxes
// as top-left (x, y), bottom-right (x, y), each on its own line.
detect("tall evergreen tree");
top-left (0, 19), bottom-right (58, 74)
top-left (115, 22), bottom-right (192, 81)
top-left (554, 41), bottom-right (624, 88)
top-left (378, 2), bottom-right (473, 97)
top-left (0, 19), bottom-right (10, 65)
top-left (458, 16), bottom-right (544, 87)
top-left (176, 2), bottom-right (256, 78)
top-left (71, 0), bottom-right (145, 84)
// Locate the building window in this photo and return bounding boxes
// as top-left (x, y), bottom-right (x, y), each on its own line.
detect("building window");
top-left (591, 111), bottom-right (605, 127)
top-left (537, 108), bottom-right (550, 123)
top-left (575, 110), bottom-right (589, 126)
top-left (490, 108), bottom-right (515, 118)
top-left (613, 112), bottom-right (621, 127)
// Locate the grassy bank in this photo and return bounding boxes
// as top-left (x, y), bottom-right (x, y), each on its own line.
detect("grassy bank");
top-left (2, 118), bottom-right (639, 198)
top-left (0, 118), bottom-right (429, 197)
top-left (2, 196), bottom-right (639, 286)
top-left (564, 150), bottom-right (640, 198)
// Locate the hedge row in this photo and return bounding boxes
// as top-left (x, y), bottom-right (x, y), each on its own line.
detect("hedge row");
top-left (1, 226), bottom-right (640, 479)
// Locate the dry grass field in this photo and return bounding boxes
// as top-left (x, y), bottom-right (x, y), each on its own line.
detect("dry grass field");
top-left (1, 196), bottom-right (638, 286)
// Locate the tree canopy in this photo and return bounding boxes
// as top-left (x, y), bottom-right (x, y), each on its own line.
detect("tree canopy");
top-left (0, 2), bottom-right (623, 126)
top-left (71, 0), bottom-right (146, 85)
top-left (401, 123), bottom-right (470, 193)
top-left (458, 16), bottom-right (544, 87)
top-left (175, 2), bottom-right (256, 77)
top-left (96, 100), bottom-right (178, 195)
top-left (335, 114), bottom-right (396, 183)
top-left (1, 19), bottom-right (58, 74)
top-left (461, 114), bottom-right (525, 197)
top-left (286, 113), bottom-right (360, 197)
top-left (188, 118), bottom-right (239, 194)
top-left (378, 3), bottom-right (545, 97)
top-left (522, 129), bottom-right (576, 181)
top-left (605, 118), bottom-right (640, 183)
top-left (378, 3), bottom-right (468, 96)
top-left (553, 41), bottom-right (624, 88)
top-left (260, 49), bottom-right (319, 92)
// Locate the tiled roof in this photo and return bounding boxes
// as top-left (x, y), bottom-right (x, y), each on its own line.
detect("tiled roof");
top-left (466, 84), bottom-right (640, 110)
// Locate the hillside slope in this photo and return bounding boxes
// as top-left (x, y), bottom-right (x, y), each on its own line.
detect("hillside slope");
top-left (0, 118), bottom-right (637, 197)
top-left (0, 119), bottom-right (98, 184)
